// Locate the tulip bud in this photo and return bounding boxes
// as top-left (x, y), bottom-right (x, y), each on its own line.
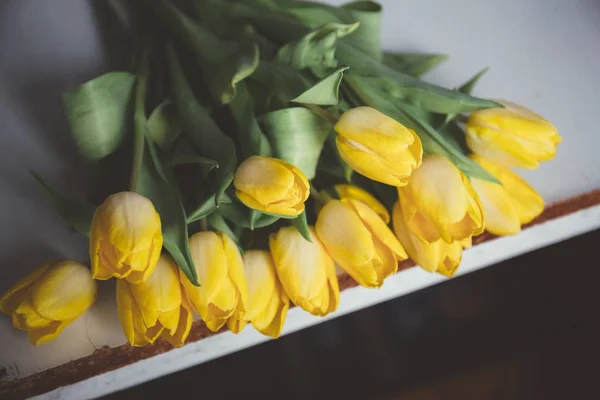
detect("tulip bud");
top-left (327, 184), bottom-right (390, 223)
top-left (116, 254), bottom-right (192, 347)
top-left (466, 100), bottom-right (561, 169)
top-left (0, 260), bottom-right (97, 345)
top-left (469, 155), bottom-right (544, 236)
top-left (316, 199), bottom-right (407, 288)
top-left (334, 107), bottom-right (422, 186)
top-left (182, 232), bottom-right (249, 332)
top-left (393, 201), bottom-right (470, 276)
top-left (227, 250), bottom-right (289, 338)
top-left (397, 155), bottom-right (484, 244)
top-left (234, 156), bottom-right (310, 217)
top-left (90, 191), bottom-right (163, 284)
top-left (269, 227), bottom-right (339, 316)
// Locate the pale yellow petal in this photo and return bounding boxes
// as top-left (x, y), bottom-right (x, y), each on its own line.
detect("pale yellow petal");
top-left (130, 254), bottom-right (181, 329)
top-left (28, 319), bottom-right (72, 345)
top-left (242, 250), bottom-right (277, 321)
top-left (13, 298), bottom-right (53, 329)
top-left (220, 232), bottom-right (249, 318)
top-left (161, 295), bottom-right (193, 347)
top-left (471, 178), bottom-right (521, 236)
top-left (234, 156), bottom-right (296, 205)
top-left (347, 199), bottom-right (407, 259)
top-left (30, 261), bottom-right (97, 322)
top-left (252, 284), bottom-right (289, 338)
top-left (116, 279), bottom-right (148, 346)
top-left (335, 184), bottom-right (390, 223)
top-left (315, 200), bottom-right (375, 266)
top-left (392, 201), bottom-right (444, 273)
top-left (227, 317), bottom-right (248, 334)
top-left (185, 232), bottom-right (228, 310)
top-left (269, 227), bottom-right (329, 315)
top-left (403, 155), bottom-right (469, 223)
top-left (0, 263), bottom-right (49, 315)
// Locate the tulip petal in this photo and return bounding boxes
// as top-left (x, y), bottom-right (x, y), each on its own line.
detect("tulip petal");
top-left (347, 199), bottom-right (407, 259)
top-left (252, 285), bottom-right (289, 338)
top-left (372, 236), bottom-right (398, 283)
top-left (30, 261), bottom-right (97, 322)
top-left (130, 255), bottom-right (181, 330)
top-left (234, 156), bottom-right (296, 205)
top-left (116, 279), bottom-right (148, 346)
top-left (393, 201), bottom-right (444, 273)
top-left (270, 227), bottom-right (330, 315)
top-left (335, 107), bottom-right (416, 150)
top-left (220, 233), bottom-right (249, 319)
top-left (185, 232), bottom-right (228, 309)
top-left (28, 319), bottom-right (72, 345)
top-left (316, 200), bottom-right (375, 266)
top-left (162, 295), bottom-right (193, 347)
top-left (13, 298), bottom-right (53, 329)
top-left (227, 317), bottom-right (248, 334)
top-left (242, 250), bottom-right (277, 321)
top-left (403, 155), bottom-right (469, 223)
top-left (335, 184), bottom-right (390, 223)
top-left (471, 178), bottom-right (521, 235)
top-left (0, 263), bottom-right (49, 315)
top-left (337, 137), bottom-right (416, 186)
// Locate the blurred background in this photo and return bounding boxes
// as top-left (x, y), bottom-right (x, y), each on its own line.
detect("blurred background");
top-left (108, 229), bottom-right (599, 400)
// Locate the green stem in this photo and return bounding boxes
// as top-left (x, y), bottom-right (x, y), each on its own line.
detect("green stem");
top-left (310, 186), bottom-right (326, 207)
top-left (129, 56), bottom-right (149, 192)
top-left (306, 104), bottom-right (339, 125)
top-left (199, 217), bottom-right (208, 231)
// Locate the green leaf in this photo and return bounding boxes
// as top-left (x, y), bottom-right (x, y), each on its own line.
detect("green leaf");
top-left (229, 82), bottom-right (272, 158)
top-left (31, 172), bottom-right (96, 237)
top-left (62, 72), bottom-right (135, 161)
top-left (383, 52), bottom-right (449, 78)
top-left (207, 212), bottom-right (241, 246)
top-left (218, 202), bottom-right (281, 229)
top-left (276, 22), bottom-right (359, 71)
top-left (133, 66), bottom-right (199, 286)
top-left (260, 107), bottom-right (332, 180)
top-left (166, 44), bottom-right (237, 202)
top-left (167, 153), bottom-right (219, 171)
top-left (251, 61), bottom-right (313, 102)
top-left (291, 211), bottom-right (312, 242)
top-left (186, 193), bottom-right (219, 223)
top-left (291, 65), bottom-right (349, 106)
top-left (153, 0), bottom-right (259, 104)
top-left (147, 101), bottom-right (182, 152)
top-left (443, 68), bottom-right (490, 127)
top-left (341, 1), bottom-right (383, 61)
top-left (337, 43), bottom-right (500, 114)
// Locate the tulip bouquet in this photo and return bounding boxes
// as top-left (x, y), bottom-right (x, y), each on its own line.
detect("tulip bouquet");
top-left (1, 0), bottom-right (560, 347)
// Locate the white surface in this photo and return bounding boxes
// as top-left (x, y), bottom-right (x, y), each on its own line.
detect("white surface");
top-left (0, 0), bottom-right (599, 395)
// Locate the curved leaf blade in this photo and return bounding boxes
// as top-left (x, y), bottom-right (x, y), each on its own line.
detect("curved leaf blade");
top-left (260, 107), bottom-right (331, 180)
top-left (31, 172), bottom-right (96, 237)
top-left (147, 101), bottom-right (182, 152)
top-left (62, 72), bottom-right (135, 161)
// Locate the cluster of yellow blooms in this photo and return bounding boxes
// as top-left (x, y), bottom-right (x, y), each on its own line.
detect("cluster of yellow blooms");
top-left (0, 101), bottom-right (560, 346)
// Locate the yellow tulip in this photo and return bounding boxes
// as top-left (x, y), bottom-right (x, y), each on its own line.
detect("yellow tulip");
top-left (397, 155), bottom-right (484, 244)
top-left (466, 100), bottom-right (561, 169)
top-left (90, 191), bottom-right (163, 284)
top-left (326, 184), bottom-right (390, 223)
top-left (227, 250), bottom-right (289, 338)
top-left (0, 260), bottom-right (97, 345)
top-left (469, 155), bottom-right (544, 236)
top-left (182, 232), bottom-right (248, 332)
top-left (234, 156), bottom-right (310, 217)
top-left (393, 201), bottom-right (470, 277)
top-left (116, 254), bottom-right (192, 347)
top-left (269, 227), bottom-right (339, 316)
top-left (334, 107), bottom-right (422, 186)
top-left (316, 199), bottom-right (408, 288)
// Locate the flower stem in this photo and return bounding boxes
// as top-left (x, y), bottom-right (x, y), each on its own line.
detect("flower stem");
top-left (306, 104), bottom-right (339, 125)
top-left (129, 56), bottom-right (149, 192)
